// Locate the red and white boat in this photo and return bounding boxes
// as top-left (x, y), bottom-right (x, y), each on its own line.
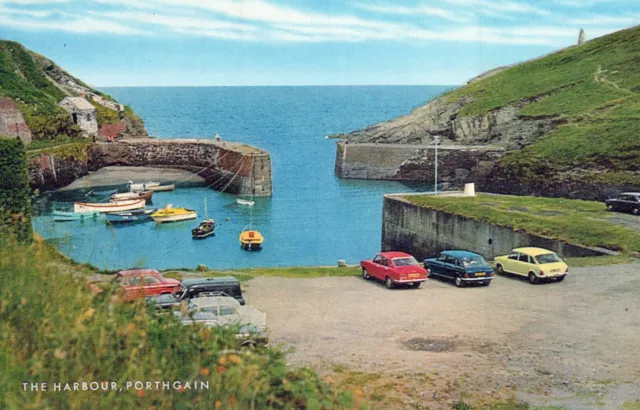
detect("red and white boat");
top-left (73, 199), bottom-right (146, 213)
top-left (111, 191), bottom-right (153, 202)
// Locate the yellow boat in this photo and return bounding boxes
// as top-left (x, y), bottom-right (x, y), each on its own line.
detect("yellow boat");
top-left (151, 205), bottom-right (197, 223)
top-left (239, 230), bottom-right (263, 250)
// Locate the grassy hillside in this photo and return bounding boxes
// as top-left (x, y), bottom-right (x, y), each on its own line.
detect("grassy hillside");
top-left (446, 25), bottom-right (640, 173)
top-left (0, 239), bottom-right (363, 409)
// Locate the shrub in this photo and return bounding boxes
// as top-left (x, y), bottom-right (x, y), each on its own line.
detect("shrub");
top-left (0, 139), bottom-right (32, 243)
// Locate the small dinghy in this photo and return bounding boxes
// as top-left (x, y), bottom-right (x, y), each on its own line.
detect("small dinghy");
top-left (192, 219), bottom-right (215, 239)
top-left (74, 199), bottom-right (146, 213)
top-left (53, 210), bottom-right (100, 222)
top-left (104, 208), bottom-right (157, 223)
top-left (236, 198), bottom-right (255, 206)
top-left (111, 190), bottom-right (153, 202)
top-left (151, 204), bottom-right (197, 223)
top-left (128, 181), bottom-right (175, 192)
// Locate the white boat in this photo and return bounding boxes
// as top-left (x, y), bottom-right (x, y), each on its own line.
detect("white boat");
top-left (236, 199), bottom-right (255, 206)
top-left (128, 180), bottom-right (175, 192)
top-left (73, 199), bottom-right (146, 213)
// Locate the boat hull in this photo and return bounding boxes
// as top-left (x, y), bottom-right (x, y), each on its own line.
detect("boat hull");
top-left (111, 191), bottom-right (153, 201)
top-left (239, 230), bottom-right (264, 250)
top-left (130, 183), bottom-right (175, 192)
top-left (152, 213), bottom-right (197, 223)
top-left (74, 199), bottom-right (146, 213)
top-left (105, 208), bottom-right (157, 223)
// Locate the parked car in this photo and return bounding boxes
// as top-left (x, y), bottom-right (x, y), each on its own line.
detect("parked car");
top-left (174, 296), bottom-right (268, 348)
top-left (605, 192), bottom-right (640, 215)
top-left (360, 251), bottom-right (429, 289)
top-left (114, 269), bottom-right (183, 301)
top-left (148, 276), bottom-right (245, 309)
top-left (424, 250), bottom-right (494, 287)
top-left (494, 247), bottom-right (568, 284)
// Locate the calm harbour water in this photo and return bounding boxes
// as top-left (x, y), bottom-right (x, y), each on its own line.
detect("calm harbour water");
top-left (33, 86), bottom-right (451, 270)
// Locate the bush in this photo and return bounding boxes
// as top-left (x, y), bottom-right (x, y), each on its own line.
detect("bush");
top-left (0, 139), bottom-right (32, 243)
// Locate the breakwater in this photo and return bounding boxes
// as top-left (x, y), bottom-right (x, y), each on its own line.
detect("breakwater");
top-left (28, 138), bottom-right (272, 196)
top-left (382, 193), bottom-right (613, 260)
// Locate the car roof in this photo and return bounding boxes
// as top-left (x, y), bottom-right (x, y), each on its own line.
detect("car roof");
top-left (620, 192), bottom-right (640, 196)
top-left (117, 269), bottom-right (159, 276)
top-left (512, 247), bottom-right (556, 256)
top-left (189, 296), bottom-right (240, 308)
top-left (181, 276), bottom-right (240, 287)
top-left (440, 250), bottom-right (483, 258)
top-left (379, 251), bottom-right (413, 259)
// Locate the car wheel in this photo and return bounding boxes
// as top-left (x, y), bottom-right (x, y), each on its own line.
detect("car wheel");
top-left (556, 275), bottom-right (565, 282)
top-left (483, 281), bottom-right (491, 286)
top-left (385, 277), bottom-right (394, 289)
top-left (412, 282), bottom-right (421, 288)
top-left (454, 276), bottom-right (463, 288)
top-left (496, 264), bottom-right (505, 275)
top-left (362, 268), bottom-right (370, 280)
top-left (633, 207), bottom-right (639, 216)
top-left (606, 204), bottom-right (613, 211)
top-left (528, 272), bottom-right (538, 285)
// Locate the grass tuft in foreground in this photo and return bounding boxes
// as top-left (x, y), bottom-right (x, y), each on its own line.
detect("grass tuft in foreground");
top-left (0, 239), bottom-right (364, 409)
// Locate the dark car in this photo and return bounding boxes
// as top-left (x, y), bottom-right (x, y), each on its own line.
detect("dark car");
top-left (148, 276), bottom-right (245, 309)
top-left (605, 193), bottom-right (640, 215)
top-left (424, 250), bottom-right (494, 287)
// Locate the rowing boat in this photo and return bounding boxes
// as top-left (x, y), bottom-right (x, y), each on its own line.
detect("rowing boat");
top-left (104, 208), bottom-right (157, 223)
top-left (151, 205), bottom-right (197, 223)
top-left (236, 198), bottom-right (255, 206)
top-left (129, 181), bottom-right (175, 192)
top-left (111, 191), bottom-right (153, 201)
top-left (73, 199), bottom-right (146, 213)
top-left (86, 188), bottom-right (117, 197)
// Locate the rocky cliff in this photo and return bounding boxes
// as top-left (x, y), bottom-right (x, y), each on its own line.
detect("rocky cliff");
top-left (333, 25), bottom-right (640, 200)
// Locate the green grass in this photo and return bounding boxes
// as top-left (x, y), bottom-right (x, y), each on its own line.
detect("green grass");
top-left (442, 25), bottom-right (640, 176)
top-left (405, 193), bottom-right (640, 254)
top-left (565, 255), bottom-right (636, 267)
top-left (236, 266), bottom-right (361, 278)
top-left (0, 238), bottom-right (365, 409)
top-left (25, 136), bottom-right (90, 152)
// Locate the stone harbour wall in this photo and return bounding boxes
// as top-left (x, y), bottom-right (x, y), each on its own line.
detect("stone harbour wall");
top-left (382, 194), bottom-right (612, 261)
top-left (28, 139), bottom-right (272, 196)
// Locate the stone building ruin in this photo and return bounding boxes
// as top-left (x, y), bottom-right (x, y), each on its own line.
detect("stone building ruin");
top-left (58, 96), bottom-right (98, 136)
top-left (0, 98), bottom-right (32, 144)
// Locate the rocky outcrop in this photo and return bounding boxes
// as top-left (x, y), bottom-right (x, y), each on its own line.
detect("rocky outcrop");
top-left (333, 94), bottom-right (560, 150)
top-left (0, 98), bottom-right (32, 144)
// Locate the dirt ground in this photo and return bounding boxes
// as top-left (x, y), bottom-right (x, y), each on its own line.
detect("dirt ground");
top-left (242, 262), bottom-right (640, 409)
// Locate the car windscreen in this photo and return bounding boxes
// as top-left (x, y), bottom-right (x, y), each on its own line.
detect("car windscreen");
top-left (535, 253), bottom-right (562, 264)
top-left (460, 255), bottom-right (488, 267)
top-left (392, 257), bottom-right (419, 267)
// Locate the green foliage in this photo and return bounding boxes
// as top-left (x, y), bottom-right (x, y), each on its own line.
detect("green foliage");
top-left (90, 99), bottom-right (120, 125)
top-left (442, 26), bottom-right (640, 181)
top-left (27, 142), bottom-right (91, 161)
top-left (0, 240), bottom-right (362, 409)
top-left (406, 194), bottom-right (640, 254)
top-left (22, 109), bottom-right (82, 141)
top-left (26, 137), bottom-right (89, 152)
top-left (0, 139), bottom-right (32, 243)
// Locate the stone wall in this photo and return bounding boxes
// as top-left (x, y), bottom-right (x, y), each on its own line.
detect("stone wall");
top-left (0, 98), bottom-right (32, 144)
top-left (382, 194), bottom-right (612, 261)
top-left (89, 139), bottom-right (272, 196)
top-left (335, 142), bottom-right (504, 186)
top-left (28, 152), bottom-right (89, 190)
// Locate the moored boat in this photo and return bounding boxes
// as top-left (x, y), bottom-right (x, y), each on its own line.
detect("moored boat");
top-left (53, 210), bottom-right (100, 222)
top-left (129, 181), bottom-right (175, 192)
top-left (236, 198), bottom-right (255, 206)
top-left (105, 208), bottom-right (157, 223)
top-left (151, 205), bottom-right (197, 223)
top-left (239, 230), bottom-right (263, 250)
top-left (73, 199), bottom-right (146, 213)
top-left (192, 219), bottom-right (215, 239)
top-left (111, 191), bottom-right (153, 202)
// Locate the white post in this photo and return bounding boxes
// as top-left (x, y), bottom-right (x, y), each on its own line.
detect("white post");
top-left (433, 136), bottom-right (441, 195)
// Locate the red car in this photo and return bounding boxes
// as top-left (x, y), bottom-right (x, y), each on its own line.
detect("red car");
top-left (114, 269), bottom-right (182, 301)
top-left (360, 252), bottom-right (429, 289)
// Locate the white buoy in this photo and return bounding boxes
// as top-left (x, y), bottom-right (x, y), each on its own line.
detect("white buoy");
top-left (464, 183), bottom-right (476, 196)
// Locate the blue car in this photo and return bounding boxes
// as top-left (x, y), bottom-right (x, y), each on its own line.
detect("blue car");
top-left (424, 250), bottom-right (494, 288)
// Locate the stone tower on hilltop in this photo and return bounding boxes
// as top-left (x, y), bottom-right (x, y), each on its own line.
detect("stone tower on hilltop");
top-left (578, 28), bottom-right (586, 45)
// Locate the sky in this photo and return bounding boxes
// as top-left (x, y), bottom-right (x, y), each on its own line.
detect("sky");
top-left (0, 0), bottom-right (638, 87)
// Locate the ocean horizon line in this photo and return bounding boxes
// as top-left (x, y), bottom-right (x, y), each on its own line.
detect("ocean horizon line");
top-left (98, 83), bottom-right (460, 89)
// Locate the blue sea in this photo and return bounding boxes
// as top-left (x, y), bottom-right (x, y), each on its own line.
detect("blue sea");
top-left (33, 86), bottom-right (451, 270)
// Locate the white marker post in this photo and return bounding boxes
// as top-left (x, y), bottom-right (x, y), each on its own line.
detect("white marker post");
top-left (433, 135), bottom-right (441, 195)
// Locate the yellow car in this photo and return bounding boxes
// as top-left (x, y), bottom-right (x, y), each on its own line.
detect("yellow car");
top-left (494, 247), bottom-right (568, 284)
